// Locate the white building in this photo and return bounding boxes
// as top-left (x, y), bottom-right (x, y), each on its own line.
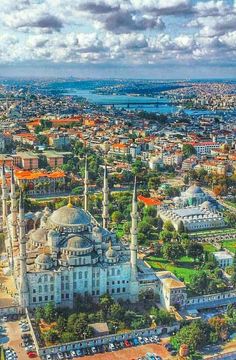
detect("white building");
top-left (4, 165), bottom-right (163, 309)
top-left (156, 271), bottom-right (187, 310)
top-left (213, 251), bottom-right (233, 269)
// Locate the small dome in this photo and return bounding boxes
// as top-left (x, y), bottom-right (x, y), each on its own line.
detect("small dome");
top-left (200, 201), bottom-right (213, 210)
top-left (50, 205), bottom-right (90, 226)
top-left (106, 242), bottom-right (117, 258)
top-left (35, 253), bottom-right (53, 269)
top-left (186, 185), bottom-right (204, 195)
top-left (67, 235), bottom-right (92, 250)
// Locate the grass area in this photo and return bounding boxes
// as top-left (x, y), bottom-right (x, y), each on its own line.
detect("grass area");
top-left (223, 240), bottom-right (236, 253)
top-left (203, 243), bottom-right (217, 253)
top-left (225, 200), bottom-right (236, 209)
top-left (189, 228), bottom-right (236, 236)
top-left (115, 223), bottom-right (125, 239)
top-left (146, 255), bottom-right (197, 283)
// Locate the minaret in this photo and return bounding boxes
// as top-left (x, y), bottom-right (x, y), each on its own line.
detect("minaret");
top-left (130, 177), bottom-right (138, 280)
top-left (1, 162), bottom-right (8, 227)
top-left (102, 164), bottom-right (109, 229)
top-left (84, 155), bottom-right (89, 212)
top-left (10, 167), bottom-right (18, 244)
top-left (18, 191), bottom-right (29, 308)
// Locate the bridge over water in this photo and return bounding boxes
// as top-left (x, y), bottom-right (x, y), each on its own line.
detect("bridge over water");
top-left (96, 100), bottom-right (169, 108)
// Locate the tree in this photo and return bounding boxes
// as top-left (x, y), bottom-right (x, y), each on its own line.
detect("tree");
top-left (109, 303), bottom-right (124, 321)
top-left (182, 144), bottom-right (196, 158)
top-left (99, 294), bottom-right (114, 317)
top-left (171, 320), bottom-right (211, 353)
top-left (148, 176), bottom-right (161, 191)
top-left (111, 211), bottom-right (123, 223)
top-left (163, 220), bottom-right (175, 232)
top-left (162, 242), bottom-right (183, 263)
top-left (35, 307), bottom-right (44, 323)
top-left (44, 302), bottom-right (56, 323)
top-left (150, 307), bottom-right (175, 326)
top-left (159, 230), bottom-right (172, 242)
top-left (187, 242), bottom-right (204, 262)
top-left (56, 316), bottom-right (67, 334)
top-left (44, 329), bottom-right (58, 343)
top-left (208, 317), bottom-right (229, 342)
top-left (189, 271), bottom-right (210, 295)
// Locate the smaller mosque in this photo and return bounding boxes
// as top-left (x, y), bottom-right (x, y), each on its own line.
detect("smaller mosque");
top-left (159, 185), bottom-right (225, 232)
top-left (1, 161), bottom-right (188, 311)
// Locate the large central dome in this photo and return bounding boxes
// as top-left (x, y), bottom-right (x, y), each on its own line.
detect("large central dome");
top-left (49, 205), bottom-right (90, 226)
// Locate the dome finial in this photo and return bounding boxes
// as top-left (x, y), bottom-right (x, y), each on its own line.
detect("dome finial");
top-left (67, 195), bottom-right (73, 208)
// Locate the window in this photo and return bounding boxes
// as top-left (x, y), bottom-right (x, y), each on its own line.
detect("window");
top-left (39, 296), bottom-right (42, 302)
top-left (85, 271), bottom-right (88, 279)
top-left (50, 284), bottom-right (54, 291)
top-left (66, 294), bottom-right (69, 299)
top-left (33, 297), bottom-right (36, 303)
top-left (66, 283), bottom-right (69, 290)
top-left (84, 281), bottom-right (88, 288)
top-left (112, 289), bottom-right (114, 294)
top-left (79, 272), bottom-right (82, 279)
top-left (96, 290), bottom-right (99, 295)
top-left (33, 289), bottom-right (36, 294)
top-left (51, 295), bottom-right (54, 301)
top-left (117, 288), bottom-right (120, 293)
top-left (73, 273), bottom-right (76, 280)
top-left (45, 296), bottom-right (48, 301)
top-left (122, 288), bottom-right (125, 292)
top-left (39, 285), bottom-right (42, 293)
top-left (44, 285), bottom-right (48, 292)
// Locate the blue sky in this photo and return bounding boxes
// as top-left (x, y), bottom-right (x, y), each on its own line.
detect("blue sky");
top-left (0, 0), bottom-right (235, 78)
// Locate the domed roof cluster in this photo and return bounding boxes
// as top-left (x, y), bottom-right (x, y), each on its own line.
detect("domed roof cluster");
top-left (49, 205), bottom-right (90, 226)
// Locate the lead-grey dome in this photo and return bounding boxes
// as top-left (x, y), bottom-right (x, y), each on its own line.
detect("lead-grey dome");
top-left (186, 185), bottom-right (204, 195)
top-left (31, 228), bottom-right (47, 243)
top-left (50, 205), bottom-right (90, 226)
top-left (67, 235), bottom-right (92, 250)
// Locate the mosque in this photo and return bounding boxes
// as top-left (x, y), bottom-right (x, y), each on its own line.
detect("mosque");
top-left (159, 185), bottom-right (225, 232)
top-left (2, 160), bottom-right (175, 309)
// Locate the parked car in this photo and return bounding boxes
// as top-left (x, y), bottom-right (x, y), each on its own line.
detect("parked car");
top-left (27, 352), bottom-right (37, 358)
top-left (124, 340), bottom-right (131, 347)
top-left (138, 336), bottom-right (145, 345)
top-left (133, 338), bottom-right (139, 346)
top-left (76, 349), bottom-right (82, 357)
top-left (108, 343), bottom-right (115, 351)
top-left (70, 350), bottom-right (77, 357)
top-left (46, 355), bottom-right (52, 360)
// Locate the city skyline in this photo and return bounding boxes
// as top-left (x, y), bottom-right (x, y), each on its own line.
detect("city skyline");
top-left (0, 0), bottom-right (235, 78)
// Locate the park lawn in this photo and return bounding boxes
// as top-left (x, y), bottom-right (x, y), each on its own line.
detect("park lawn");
top-left (223, 240), bottom-right (236, 253)
top-left (203, 243), bottom-right (217, 253)
top-left (146, 255), bottom-right (197, 283)
top-left (189, 228), bottom-right (236, 236)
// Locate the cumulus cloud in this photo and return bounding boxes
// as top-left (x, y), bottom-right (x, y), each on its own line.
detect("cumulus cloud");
top-left (0, 0), bottom-right (235, 70)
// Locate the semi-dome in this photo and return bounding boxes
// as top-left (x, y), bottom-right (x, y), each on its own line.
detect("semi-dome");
top-left (31, 228), bottom-right (47, 243)
top-left (49, 205), bottom-right (90, 226)
top-left (67, 235), bottom-right (92, 250)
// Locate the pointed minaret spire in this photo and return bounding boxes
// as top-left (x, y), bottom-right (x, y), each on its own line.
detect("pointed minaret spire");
top-left (84, 155), bottom-right (89, 212)
top-left (102, 163), bottom-right (109, 229)
top-left (10, 166), bottom-right (18, 243)
top-left (1, 162), bottom-right (8, 227)
top-left (130, 176), bottom-right (138, 280)
top-left (18, 190), bottom-right (29, 307)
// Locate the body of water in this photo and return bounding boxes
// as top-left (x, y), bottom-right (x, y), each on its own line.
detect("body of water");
top-left (62, 88), bottom-right (227, 116)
